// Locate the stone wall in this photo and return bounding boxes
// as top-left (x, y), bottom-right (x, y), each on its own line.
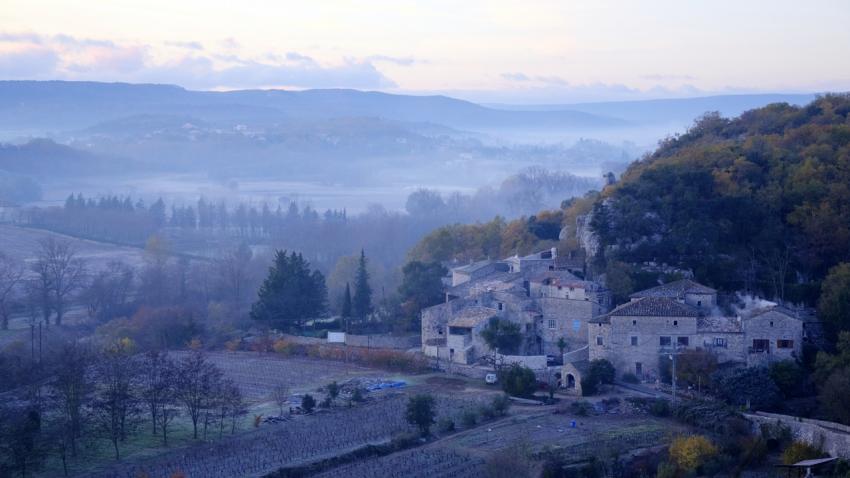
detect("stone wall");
top-left (344, 334), bottom-right (420, 350)
top-left (599, 315), bottom-right (699, 379)
top-left (746, 412), bottom-right (850, 459)
top-left (744, 310), bottom-right (804, 367)
top-left (537, 297), bottom-right (601, 354)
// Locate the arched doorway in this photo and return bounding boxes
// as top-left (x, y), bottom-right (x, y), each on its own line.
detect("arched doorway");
top-left (566, 373), bottom-right (575, 389)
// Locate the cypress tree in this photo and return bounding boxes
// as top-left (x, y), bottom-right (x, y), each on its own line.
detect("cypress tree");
top-left (342, 282), bottom-right (352, 318)
top-left (352, 249), bottom-right (372, 318)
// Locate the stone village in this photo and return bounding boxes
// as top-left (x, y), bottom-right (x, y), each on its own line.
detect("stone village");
top-left (420, 248), bottom-right (818, 395)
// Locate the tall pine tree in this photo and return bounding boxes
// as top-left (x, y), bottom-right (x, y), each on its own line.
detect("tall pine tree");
top-left (352, 249), bottom-right (372, 318)
top-left (341, 282), bottom-right (352, 318)
top-left (250, 250), bottom-right (327, 330)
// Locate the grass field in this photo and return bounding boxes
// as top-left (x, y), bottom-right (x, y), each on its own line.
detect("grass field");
top-left (0, 224), bottom-right (148, 268)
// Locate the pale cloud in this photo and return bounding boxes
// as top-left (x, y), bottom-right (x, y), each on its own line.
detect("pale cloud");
top-left (165, 40), bottom-right (204, 51)
top-left (366, 55), bottom-right (417, 66)
top-left (0, 46), bottom-right (59, 78)
top-left (642, 74), bottom-right (697, 81)
top-left (0, 32), bottom-right (396, 89)
top-left (501, 72), bottom-right (530, 82)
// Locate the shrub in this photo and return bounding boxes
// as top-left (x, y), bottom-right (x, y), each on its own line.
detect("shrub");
top-left (484, 443), bottom-right (533, 478)
top-left (570, 400), bottom-right (592, 416)
top-left (656, 461), bottom-right (677, 478)
top-left (648, 399), bottom-right (670, 417)
top-left (461, 409), bottom-right (478, 427)
top-left (712, 366), bottom-right (781, 410)
top-left (224, 338), bottom-right (242, 351)
top-left (769, 360), bottom-right (805, 398)
top-left (621, 372), bottom-right (639, 384)
top-left (405, 394), bottom-right (436, 436)
top-left (301, 394), bottom-right (316, 413)
top-left (668, 435), bottom-right (718, 473)
top-left (782, 441), bottom-right (824, 465)
top-left (737, 436), bottom-right (769, 468)
top-left (820, 368), bottom-right (850, 425)
top-left (351, 387), bottom-right (365, 402)
top-left (492, 394), bottom-right (511, 416)
top-left (436, 417), bottom-right (455, 433)
top-left (272, 338), bottom-right (290, 354)
top-left (498, 364), bottom-right (537, 398)
top-left (580, 376), bottom-right (598, 396)
top-left (588, 359), bottom-right (615, 384)
top-left (479, 404), bottom-right (497, 420)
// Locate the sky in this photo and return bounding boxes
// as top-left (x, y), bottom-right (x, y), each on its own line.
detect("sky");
top-left (1, 0), bottom-right (849, 104)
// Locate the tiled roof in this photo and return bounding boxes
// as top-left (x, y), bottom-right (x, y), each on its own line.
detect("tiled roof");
top-left (697, 316), bottom-right (743, 333)
top-left (630, 279), bottom-right (715, 299)
top-left (453, 259), bottom-right (494, 274)
top-left (448, 306), bottom-right (497, 328)
top-left (746, 305), bottom-right (804, 321)
top-left (529, 269), bottom-right (580, 283)
top-left (608, 297), bottom-right (700, 318)
top-left (447, 271), bottom-right (523, 297)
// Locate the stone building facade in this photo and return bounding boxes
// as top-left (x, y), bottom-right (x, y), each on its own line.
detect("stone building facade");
top-left (586, 279), bottom-right (809, 379)
top-left (421, 249), bottom-right (611, 365)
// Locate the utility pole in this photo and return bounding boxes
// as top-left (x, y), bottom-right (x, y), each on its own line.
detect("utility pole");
top-left (671, 352), bottom-right (676, 402)
top-left (662, 345), bottom-right (684, 403)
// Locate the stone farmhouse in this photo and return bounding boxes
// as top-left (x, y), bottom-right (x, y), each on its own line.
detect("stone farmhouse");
top-left (585, 279), bottom-right (807, 381)
top-left (421, 249), bottom-right (611, 365)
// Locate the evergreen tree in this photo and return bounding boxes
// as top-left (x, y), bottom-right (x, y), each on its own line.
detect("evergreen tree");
top-left (352, 249), bottom-right (372, 318)
top-left (250, 250), bottom-right (327, 330)
top-left (149, 198), bottom-right (166, 228)
top-left (341, 282), bottom-right (352, 318)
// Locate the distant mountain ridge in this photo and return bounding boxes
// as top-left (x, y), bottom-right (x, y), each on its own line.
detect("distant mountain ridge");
top-left (0, 80), bottom-right (626, 134)
top-left (487, 93), bottom-right (819, 125)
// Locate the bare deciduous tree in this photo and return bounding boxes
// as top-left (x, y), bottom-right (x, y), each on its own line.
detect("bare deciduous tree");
top-left (83, 260), bottom-right (134, 322)
top-left (51, 341), bottom-right (92, 458)
top-left (139, 351), bottom-right (177, 439)
top-left (176, 351), bottom-right (223, 440)
top-left (91, 339), bottom-right (141, 460)
top-left (33, 238), bottom-right (86, 326)
top-left (216, 242), bottom-right (253, 310)
top-left (0, 251), bottom-right (25, 330)
top-left (271, 384), bottom-right (289, 416)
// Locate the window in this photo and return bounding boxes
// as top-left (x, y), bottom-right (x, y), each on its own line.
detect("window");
top-left (713, 337), bottom-right (727, 348)
top-left (596, 336), bottom-right (604, 346)
top-left (547, 319), bottom-right (556, 330)
top-left (497, 302), bottom-right (503, 311)
top-left (752, 339), bottom-right (770, 352)
top-left (697, 300), bottom-right (702, 307)
top-left (673, 320), bottom-right (679, 326)
top-left (572, 319), bottom-right (581, 332)
top-left (770, 321), bottom-right (774, 327)
top-left (660, 336), bottom-right (672, 346)
top-left (632, 320), bottom-right (637, 326)
top-left (635, 362), bottom-right (642, 375)
top-left (677, 336), bottom-right (689, 347)
top-left (777, 339), bottom-right (794, 349)
top-left (630, 336), bottom-right (638, 346)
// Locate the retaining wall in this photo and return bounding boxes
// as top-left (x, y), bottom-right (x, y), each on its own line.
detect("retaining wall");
top-left (746, 411), bottom-right (850, 459)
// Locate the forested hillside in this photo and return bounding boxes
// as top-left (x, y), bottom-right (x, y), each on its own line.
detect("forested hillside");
top-left (410, 95), bottom-right (850, 313)
top-left (591, 94), bottom-right (850, 306)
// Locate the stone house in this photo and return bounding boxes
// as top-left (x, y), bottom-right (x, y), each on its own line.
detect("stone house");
top-left (585, 279), bottom-right (809, 380)
top-left (422, 249), bottom-right (611, 365)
